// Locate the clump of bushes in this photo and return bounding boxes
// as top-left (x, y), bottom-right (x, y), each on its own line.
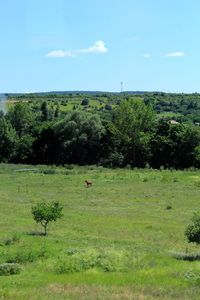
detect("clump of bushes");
top-left (173, 252), bottom-right (200, 261)
top-left (56, 248), bottom-right (99, 274)
top-left (0, 263), bottom-right (21, 276)
top-left (55, 248), bottom-right (133, 274)
top-left (98, 248), bottom-right (129, 272)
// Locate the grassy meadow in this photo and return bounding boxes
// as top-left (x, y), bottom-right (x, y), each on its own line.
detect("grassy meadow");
top-left (1, 164), bottom-right (200, 299)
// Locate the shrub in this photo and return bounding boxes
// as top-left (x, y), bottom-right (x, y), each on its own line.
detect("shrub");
top-left (81, 98), bottom-right (89, 106)
top-left (173, 252), bottom-right (200, 261)
top-left (166, 205), bottom-right (172, 210)
top-left (55, 248), bottom-right (132, 274)
top-left (185, 212), bottom-right (200, 245)
top-left (98, 249), bottom-right (129, 272)
top-left (104, 104), bottom-right (112, 111)
top-left (56, 249), bottom-right (98, 274)
top-left (0, 263), bottom-right (21, 276)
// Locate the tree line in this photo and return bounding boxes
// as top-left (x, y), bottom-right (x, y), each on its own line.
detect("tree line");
top-left (1, 98), bottom-right (200, 169)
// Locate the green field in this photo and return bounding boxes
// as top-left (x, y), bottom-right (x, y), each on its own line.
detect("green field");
top-left (1, 164), bottom-right (200, 299)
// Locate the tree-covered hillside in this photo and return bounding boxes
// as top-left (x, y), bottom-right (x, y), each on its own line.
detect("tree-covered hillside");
top-left (1, 92), bottom-right (200, 168)
top-left (7, 91), bottom-right (200, 123)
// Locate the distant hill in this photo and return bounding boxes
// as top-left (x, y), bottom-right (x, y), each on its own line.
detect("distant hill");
top-left (5, 91), bottom-right (150, 97)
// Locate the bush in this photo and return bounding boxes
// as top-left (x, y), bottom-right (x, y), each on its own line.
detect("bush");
top-left (0, 263), bottom-right (21, 276)
top-left (81, 98), bottom-right (89, 106)
top-left (185, 212), bottom-right (200, 245)
top-left (173, 252), bottom-right (200, 261)
top-left (98, 249), bottom-right (129, 272)
top-left (55, 248), bottom-right (132, 274)
top-left (104, 104), bottom-right (112, 111)
top-left (166, 204), bottom-right (172, 210)
top-left (56, 248), bottom-right (98, 274)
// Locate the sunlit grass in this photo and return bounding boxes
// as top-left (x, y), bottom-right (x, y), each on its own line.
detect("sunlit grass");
top-left (1, 164), bottom-right (200, 299)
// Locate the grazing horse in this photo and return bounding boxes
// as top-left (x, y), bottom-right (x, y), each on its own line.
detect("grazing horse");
top-left (85, 180), bottom-right (92, 187)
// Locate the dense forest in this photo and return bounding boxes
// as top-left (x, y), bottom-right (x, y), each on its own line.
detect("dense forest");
top-left (1, 91), bottom-right (200, 169)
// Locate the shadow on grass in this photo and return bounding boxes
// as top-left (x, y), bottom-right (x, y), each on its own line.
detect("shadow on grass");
top-left (26, 231), bottom-right (46, 237)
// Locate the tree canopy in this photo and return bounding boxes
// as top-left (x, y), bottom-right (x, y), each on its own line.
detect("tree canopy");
top-left (1, 92), bottom-right (200, 169)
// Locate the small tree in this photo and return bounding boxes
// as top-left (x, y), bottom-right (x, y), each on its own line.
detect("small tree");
top-left (32, 201), bottom-right (63, 235)
top-left (185, 213), bottom-right (200, 245)
top-left (41, 101), bottom-right (49, 121)
top-left (81, 98), bottom-right (89, 106)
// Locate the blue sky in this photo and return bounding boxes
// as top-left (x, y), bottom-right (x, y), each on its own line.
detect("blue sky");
top-left (1, 0), bottom-right (200, 93)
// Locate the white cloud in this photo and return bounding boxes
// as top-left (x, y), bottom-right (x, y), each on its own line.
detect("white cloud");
top-left (143, 53), bottom-right (151, 58)
top-left (46, 50), bottom-right (75, 58)
top-left (164, 51), bottom-right (186, 57)
top-left (77, 40), bottom-right (107, 54)
top-left (46, 40), bottom-right (108, 58)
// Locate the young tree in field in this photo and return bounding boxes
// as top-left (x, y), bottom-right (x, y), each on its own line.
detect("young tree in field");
top-left (185, 213), bottom-right (200, 245)
top-left (32, 201), bottom-right (63, 236)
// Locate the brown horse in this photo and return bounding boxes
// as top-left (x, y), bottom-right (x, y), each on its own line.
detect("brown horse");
top-left (85, 180), bottom-right (92, 187)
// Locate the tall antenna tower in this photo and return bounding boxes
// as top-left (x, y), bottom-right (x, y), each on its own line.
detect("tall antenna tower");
top-left (120, 81), bottom-right (123, 93)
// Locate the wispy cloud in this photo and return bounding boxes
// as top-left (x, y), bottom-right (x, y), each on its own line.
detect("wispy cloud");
top-left (143, 53), bottom-right (151, 58)
top-left (164, 51), bottom-right (186, 57)
top-left (46, 40), bottom-right (108, 58)
top-left (77, 40), bottom-right (107, 54)
top-left (46, 50), bottom-right (75, 58)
